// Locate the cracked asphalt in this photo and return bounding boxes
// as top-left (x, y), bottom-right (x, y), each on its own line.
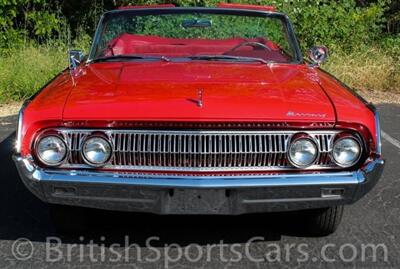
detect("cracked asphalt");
top-left (0, 104), bottom-right (399, 268)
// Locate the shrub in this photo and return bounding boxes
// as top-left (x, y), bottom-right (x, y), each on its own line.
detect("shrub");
top-left (217, 0), bottom-right (387, 51)
top-left (0, 0), bottom-right (391, 53)
top-left (0, 0), bottom-right (64, 50)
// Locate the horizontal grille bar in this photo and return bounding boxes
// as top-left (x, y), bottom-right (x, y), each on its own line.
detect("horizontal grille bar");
top-left (58, 129), bottom-right (339, 172)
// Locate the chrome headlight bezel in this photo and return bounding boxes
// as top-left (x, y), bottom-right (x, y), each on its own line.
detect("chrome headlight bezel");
top-left (288, 135), bottom-right (319, 168)
top-left (35, 135), bottom-right (68, 166)
top-left (331, 135), bottom-right (362, 168)
top-left (81, 136), bottom-right (112, 167)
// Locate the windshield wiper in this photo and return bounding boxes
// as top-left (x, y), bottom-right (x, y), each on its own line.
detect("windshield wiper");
top-left (186, 55), bottom-right (272, 64)
top-left (92, 54), bottom-right (272, 65)
top-left (92, 54), bottom-right (170, 63)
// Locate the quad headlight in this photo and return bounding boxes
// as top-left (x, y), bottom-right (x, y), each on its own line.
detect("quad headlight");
top-left (82, 136), bottom-right (112, 166)
top-left (288, 136), bottom-right (318, 168)
top-left (37, 136), bottom-right (67, 166)
top-left (332, 136), bottom-right (361, 168)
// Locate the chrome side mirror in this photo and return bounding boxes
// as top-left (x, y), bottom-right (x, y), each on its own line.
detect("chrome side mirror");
top-left (308, 46), bottom-right (328, 66)
top-left (69, 50), bottom-right (85, 70)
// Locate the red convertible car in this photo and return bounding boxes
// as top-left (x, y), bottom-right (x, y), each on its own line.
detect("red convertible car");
top-left (13, 4), bottom-right (384, 235)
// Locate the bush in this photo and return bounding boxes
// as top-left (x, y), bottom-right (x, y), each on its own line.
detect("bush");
top-left (0, 0), bottom-right (64, 50)
top-left (225, 0), bottom-right (388, 51)
top-left (380, 34), bottom-right (400, 57)
top-left (0, 0), bottom-right (392, 53)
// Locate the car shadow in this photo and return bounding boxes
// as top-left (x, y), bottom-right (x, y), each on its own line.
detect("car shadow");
top-left (0, 125), bottom-right (319, 247)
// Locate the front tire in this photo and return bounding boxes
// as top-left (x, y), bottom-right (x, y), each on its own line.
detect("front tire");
top-left (48, 204), bottom-right (89, 234)
top-left (303, 206), bottom-right (344, 236)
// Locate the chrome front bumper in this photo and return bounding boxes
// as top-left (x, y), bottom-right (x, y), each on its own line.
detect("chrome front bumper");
top-left (13, 155), bottom-right (385, 215)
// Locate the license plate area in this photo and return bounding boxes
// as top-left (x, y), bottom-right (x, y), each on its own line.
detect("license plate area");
top-left (166, 189), bottom-right (230, 214)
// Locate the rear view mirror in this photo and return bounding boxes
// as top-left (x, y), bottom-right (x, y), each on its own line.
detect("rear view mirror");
top-left (182, 18), bottom-right (212, 29)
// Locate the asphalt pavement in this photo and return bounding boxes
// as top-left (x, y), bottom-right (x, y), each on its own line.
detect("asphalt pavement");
top-left (0, 104), bottom-right (399, 268)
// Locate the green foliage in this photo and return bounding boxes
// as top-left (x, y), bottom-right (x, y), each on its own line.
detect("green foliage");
top-left (0, 0), bottom-right (19, 28)
top-left (290, 0), bottom-right (387, 51)
top-left (215, 0), bottom-right (387, 51)
top-left (103, 13), bottom-right (286, 40)
top-left (0, 0), bottom-right (64, 51)
top-left (0, 45), bottom-right (67, 102)
top-left (380, 34), bottom-right (400, 57)
top-left (26, 10), bottom-right (60, 37)
top-left (0, 0), bottom-right (394, 53)
top-left (0, 0), bottom-right (398, 104)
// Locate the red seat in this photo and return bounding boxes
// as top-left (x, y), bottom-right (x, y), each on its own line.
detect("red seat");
top-left (104, 34), bottom-right (290, 62)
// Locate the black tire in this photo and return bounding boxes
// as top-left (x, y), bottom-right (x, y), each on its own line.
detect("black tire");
top-left (48, 204), bottom-right (89, 234)
top-left (303, 206), bottom-right (344, 236)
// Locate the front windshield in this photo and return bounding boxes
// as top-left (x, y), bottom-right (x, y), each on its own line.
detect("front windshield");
top-left (91, 9), bottom-right (299, 63)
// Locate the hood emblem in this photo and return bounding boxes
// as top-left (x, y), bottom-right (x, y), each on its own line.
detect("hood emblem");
top-left (197, 89), bottom-right (203, 107)
top-left (188, 89), bottom-right (204, 108)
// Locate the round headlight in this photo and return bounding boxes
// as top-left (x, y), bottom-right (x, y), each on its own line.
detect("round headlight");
top-left (37, 136), bottom-right (67, 166)
top-left (288, 137), bottom-right (318, 168)
top-left (332, 137), bottom-right (361, 167)
top-left (82, 137), bottom-right (112, 166)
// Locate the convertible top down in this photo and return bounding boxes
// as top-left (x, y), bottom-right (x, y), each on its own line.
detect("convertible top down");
top-left (13, 3), bottom-right (384, 235)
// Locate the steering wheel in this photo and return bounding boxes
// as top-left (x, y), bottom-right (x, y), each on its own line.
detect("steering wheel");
top-left (228, 41), bottom-right (272, 52)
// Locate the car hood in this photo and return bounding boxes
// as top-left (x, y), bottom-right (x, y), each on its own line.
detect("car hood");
top-left (62, 62), bottom-right (335, 122)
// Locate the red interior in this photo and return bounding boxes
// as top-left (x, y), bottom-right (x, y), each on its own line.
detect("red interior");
top-left (104, 34), bottom-right (291, 62)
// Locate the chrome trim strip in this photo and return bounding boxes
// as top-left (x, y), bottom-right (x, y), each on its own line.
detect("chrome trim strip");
top-left (34, 170), bottom-right (361, 188)
top-left (15, 103), bottom-right (27, 153)
top-left (15, 110), bottom-right (23, 153)
top-left (375, 110), bottom-right (382, 155)
top-left (87, 14), bottom-right (105, 62)
top-left (59, 163), bottom-right (340, 172)
top-left (14, 155), bottom-right (362, 188)
top-left (63, 129), bottom-right (338, 135)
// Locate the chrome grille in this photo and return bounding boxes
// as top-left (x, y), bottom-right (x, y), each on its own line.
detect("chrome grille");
top-left (58, 129), bottom-right (339, 171)
top-left (110, 132), bottom-right (290, 168)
